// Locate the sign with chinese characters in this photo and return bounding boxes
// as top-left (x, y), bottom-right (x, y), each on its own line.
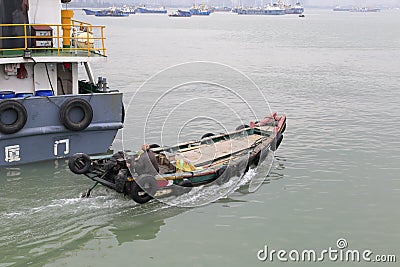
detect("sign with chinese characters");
top-left (5, 145), bottom-right (21, 163)
top-left (54, 139), bottom-right (70, 156)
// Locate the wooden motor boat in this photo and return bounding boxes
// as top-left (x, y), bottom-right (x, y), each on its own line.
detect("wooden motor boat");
top-left (68, 113), bottom-right (286, 204)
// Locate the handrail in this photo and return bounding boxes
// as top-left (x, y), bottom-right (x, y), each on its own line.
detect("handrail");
top-left (0, 22), bottom-right (106, 57)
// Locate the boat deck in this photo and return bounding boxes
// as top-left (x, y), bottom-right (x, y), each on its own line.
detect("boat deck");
top-left (0, 20), bottom-right (107, 62)
top-left (0, 49), bottom-right (105, 58)
top-left (179, 134), bottom-right (263, 166)
top-left (0, 50), bottom-right (106, 65)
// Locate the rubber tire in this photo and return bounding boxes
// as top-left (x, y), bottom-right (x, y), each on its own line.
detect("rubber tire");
top-left (60, 98), bottom-right (93, 131)
top-left (68, 153), bottom-right (91, 174)
top-left (201, 133), bottom-right (215, 139)
top-left (0, 100), bottom-right (27, 134)
top-left (235, 124), bottom-right (249, 131)
top-left (130, 175), bottom-right (158, 204)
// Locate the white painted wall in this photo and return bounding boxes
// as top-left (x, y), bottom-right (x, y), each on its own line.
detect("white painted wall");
top-left (72, 62), bottom-right (78, 94)
top-left (34, 63), bottom-right (57, 92)
top-left (0, 63), bottom-right (35, 93)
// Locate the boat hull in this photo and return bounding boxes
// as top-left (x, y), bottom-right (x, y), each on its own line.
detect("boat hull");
top-left (169, 10), bottom-right (192, 17)
top-left (190, 9), bottom-right (211, 15)
top-left (0, 93), bottom-right (123, 166)
top-left (237, 9), bottom-right (286, 15)
top-left (136, 8), bottom-right (167, 14)
top-left (285, 8), bottom-right (304, 14)
top-left (83, 9), bottom-right (98, 15)
top-left (95, 12), bottom-right (129, 17)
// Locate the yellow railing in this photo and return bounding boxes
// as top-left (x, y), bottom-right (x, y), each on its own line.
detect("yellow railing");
top-left (0, 21), bottom-right (106, 57)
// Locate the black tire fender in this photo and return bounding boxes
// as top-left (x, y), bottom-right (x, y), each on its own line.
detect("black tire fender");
top-left (68, 153), bottom-right (92, 174)
top-left (0, 100), bottom-right (27, 134)
top-left (60, 98), bottom-right (93, 131)
top-left (130, 175), bottom-right (158, 204)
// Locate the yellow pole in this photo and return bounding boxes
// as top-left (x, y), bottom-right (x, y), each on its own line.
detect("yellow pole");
top-left (101, 27), bottom-right (106, 56)
top-left (61, 10), bottom-right (74, 48)
top-left (23, 24), bottom-right (27, 48)
top-left (57, 26), bottom-right (60, 56)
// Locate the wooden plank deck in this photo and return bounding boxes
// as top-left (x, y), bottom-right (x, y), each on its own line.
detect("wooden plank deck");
top-left (179, 134), bottom-right (263, 166)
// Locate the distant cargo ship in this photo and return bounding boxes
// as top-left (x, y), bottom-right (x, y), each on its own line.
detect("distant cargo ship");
top-left (83, 8), bottom-right (99, 15)
top-left (213, 6), bottom-right (232, 12)
top-left (333, 6), bottom-right (380, 12)
top-left (237, 4), bottom-right (286, 15)
top-left (284, 2), bottom-right (304, 14)
top-left (169, 10), bottom-right (192, 17)
top-left (190, 4), bottom-right (211, 15)
top-left (95, 8), bottom-right (129, 17)
top-left (121, 5), bottom-right (136, 14)
top-left (350, 7), bottom-right (380, 12)
top-left (83, 7), bottom-right (130, 16)
top-left (332, 6), bottom-right (352, 11)
top-left (135, 6), bottom-right (167, 14)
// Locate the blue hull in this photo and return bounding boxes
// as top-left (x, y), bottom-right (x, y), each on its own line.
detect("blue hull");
top-left (95, 13), bottom-right (129, 17)
top-left (190, 9), bottom-right (211, 15)
top-left (136, 7), bottom-right (167, 14)
top-left (169, 10), bottom-right (192, 17)
top-left (0, 93), bottom-right (123, 166)
top-left (95, 11), bottom-right (129, 17)
top-left (237, 9), bottom-right (285, 15)
top-left (285, 8), bottom-right (304, 14)
top-left (83, 9), bottom-right (98, 15)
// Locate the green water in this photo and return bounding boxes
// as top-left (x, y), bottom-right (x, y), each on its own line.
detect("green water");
top-left (1, 9), bottom-right (400, 267)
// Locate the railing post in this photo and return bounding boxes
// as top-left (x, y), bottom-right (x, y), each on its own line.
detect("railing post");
top-left (101, 26), bottom-right (106, 56)
top-left (23, 24), bottom-right (28, 49)
top-left (87, 30), bottom-right (90, 56)
top-left (57, 26), bottom-right (60, 56)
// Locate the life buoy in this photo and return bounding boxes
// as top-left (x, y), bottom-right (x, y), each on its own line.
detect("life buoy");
top-left (60, 98), bottom-right (93, 131)
top-left (0, 100), bottom-right (27, 134)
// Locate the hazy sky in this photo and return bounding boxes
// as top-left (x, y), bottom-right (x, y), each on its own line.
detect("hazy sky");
top-left (73, 0), bottom-right (400, 7)
top-left (303, 0), bottom-right (399, 6)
